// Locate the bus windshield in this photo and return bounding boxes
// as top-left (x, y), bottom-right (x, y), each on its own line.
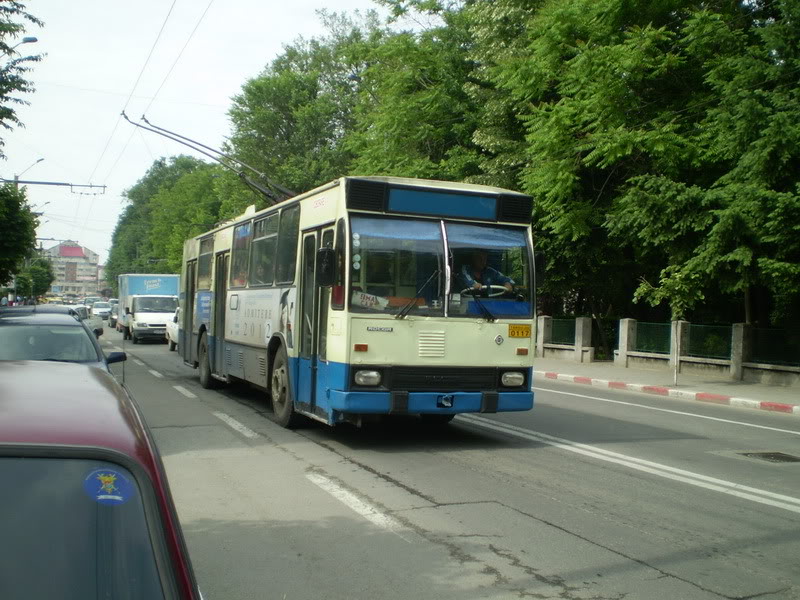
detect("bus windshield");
top-left (446, 222), bottom-right (532, 319)
top-left (348, 216), bottom-right (532, 319)
top-left (349, 216), bottom-right (444, 316)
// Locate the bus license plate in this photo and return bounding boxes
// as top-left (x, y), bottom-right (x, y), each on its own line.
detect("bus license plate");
top-left (508, 324), bottom-right (531, 338)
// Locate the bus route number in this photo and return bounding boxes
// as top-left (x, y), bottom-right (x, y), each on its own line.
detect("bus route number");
top-left (508, 324), bottom-right (531, 338)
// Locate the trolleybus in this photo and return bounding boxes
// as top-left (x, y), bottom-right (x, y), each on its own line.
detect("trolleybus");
top-left (179, 176), bottom-right (535, 427)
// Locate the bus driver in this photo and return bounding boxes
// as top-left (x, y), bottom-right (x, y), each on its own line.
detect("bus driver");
top-left (457, 249), bottom-right (513, 293)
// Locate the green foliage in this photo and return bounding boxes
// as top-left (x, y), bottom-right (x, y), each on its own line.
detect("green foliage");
top-left (18, 257), bottom-right (53, 296)
top-left (0, 183), bottom-right (36, 285)
top-left (105, 0), bottom-right (799, 330)
top-left (105, 156), bottom-right (207, 291)
top-left (346, 5), bottom-right (481, 180)
top-left (228, 12), bottom-right (379, 195)
top-left (0, 1), bottom-right (43, 158)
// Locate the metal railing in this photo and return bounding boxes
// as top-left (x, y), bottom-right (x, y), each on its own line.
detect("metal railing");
top-left (551, 318), bottom-right (576, 345)
top-left (634, 322), bottom-right (671, 354)
top-left (750, 328), bottom-right (800, 367)
top-left (686, 324), bottom-right (732, 360)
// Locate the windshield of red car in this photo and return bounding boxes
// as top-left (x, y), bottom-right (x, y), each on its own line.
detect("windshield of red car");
top-left (0, 457), bottom-right (166, 599)
top-left (0, 324), bottom-right (100, 362)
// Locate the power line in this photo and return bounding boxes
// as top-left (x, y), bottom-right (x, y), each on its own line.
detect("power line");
top-left (85, 0), bottom-right (177, 184)
top-left (99, 0), bottom-right (215, 187)
top-left (142, 0), bottom-right (215, 115)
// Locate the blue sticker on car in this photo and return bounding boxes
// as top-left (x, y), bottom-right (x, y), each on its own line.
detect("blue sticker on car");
top-left (83, 468), bottom-right (135, 505)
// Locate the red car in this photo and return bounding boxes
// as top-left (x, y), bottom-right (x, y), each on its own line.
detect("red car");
top-left (0, 361), bottom-right (200, 599)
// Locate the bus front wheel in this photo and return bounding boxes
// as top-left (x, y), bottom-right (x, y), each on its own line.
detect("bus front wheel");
top-left (198, 333), bottom-right (219, 389)
top-left (270, 350), bottom-right (300, 428)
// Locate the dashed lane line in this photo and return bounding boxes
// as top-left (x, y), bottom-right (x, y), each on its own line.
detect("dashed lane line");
top-left (132, 359), bottom-right (145, 366)
top-left (148, 369), bottom-right (163, 379)
top-left (212, 411), bottom-right (259, 439)
top-left (306, 472), bottom-right (411, 542)
top-left (173, 385), bottom-right (197, 398)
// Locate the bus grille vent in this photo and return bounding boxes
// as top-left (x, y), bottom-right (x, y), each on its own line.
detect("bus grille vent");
top-left (226, 348), bottom-right (232, 367)
top-left (497, 194), bottom-right (533, 223)
top-left (347, 179), bottom-right (388, 211)
top-left (258, 356), bottom-right (267, 377)
top-left (419, 330), bottom-right (445, 358)
top-left (238, 352), bottom-right (244, 370)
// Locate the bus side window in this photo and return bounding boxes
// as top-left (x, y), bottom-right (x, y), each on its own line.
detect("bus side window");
top-left (332, 218), bottom-right (345, 310)
top-left (230, 222), bottom-right (252, 288)
top-left (276, 205), bottom-right (300, 284)
top-left (249, 214), bottom-right (278, 286)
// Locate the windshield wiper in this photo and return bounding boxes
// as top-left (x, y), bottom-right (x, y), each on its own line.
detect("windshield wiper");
top-left (395, 269), bottom-right (441, 319)
top-left (466, 289), bottom-right (497, 322)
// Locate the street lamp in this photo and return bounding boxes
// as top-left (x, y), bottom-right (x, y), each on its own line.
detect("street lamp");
top-left (10, 37), bottom-right (37, 51)
top-left (14, 157), bottom-right (44, 188)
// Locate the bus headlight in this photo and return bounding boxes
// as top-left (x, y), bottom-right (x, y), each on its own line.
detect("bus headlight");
top-left (135, 322), bottom-right (148, 328)
top-left (501, 371), bottom-right (525, 387)
top-left (354, 370), bottom-right (381, 386)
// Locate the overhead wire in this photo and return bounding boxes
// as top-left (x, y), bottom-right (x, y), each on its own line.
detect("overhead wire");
top-left (100, 0), bottom-right (215, 186)
top-left (142, 0), bottom-right (215, 115)
top-left (74, 0), bottom-right (177, 239)
top-left (86, 0), bottom-right (178, 184)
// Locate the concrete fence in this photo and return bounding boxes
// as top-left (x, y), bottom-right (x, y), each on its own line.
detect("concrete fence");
top-left (536, 316), bottom-right (800, 386)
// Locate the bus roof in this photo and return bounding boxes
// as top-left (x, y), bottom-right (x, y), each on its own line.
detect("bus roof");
top-left (189, 176), bottom-right (530, 241)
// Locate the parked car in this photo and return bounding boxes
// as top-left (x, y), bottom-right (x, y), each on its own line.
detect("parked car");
top-left (0, 307), bottom-right (125, 371)
top-left (166, 307), bottom-right (180, 351)
top-left (109, 304), bottom-right (119, 329)
top-left (0, 361), bottom-right (200, 599)
top-left (91, 301), bottom-right (113, 320)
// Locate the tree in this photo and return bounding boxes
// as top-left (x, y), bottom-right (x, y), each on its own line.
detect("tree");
top-left (149, 165), bottom-right (223, 273)
top-left (346, 2), bottom-right (482, 181)
top-left (226, 11), bottom-right (380, 201)
top-left (105, 156), bottom-right (207, 290)
top-left (0, 1), bottom-right (43, 158)
top-left (0, 182), bottom-right (35, 285)
top-left (16, 257), bottom-right (53, 296)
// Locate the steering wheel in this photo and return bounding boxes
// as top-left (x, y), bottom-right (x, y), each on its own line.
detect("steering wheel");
top-left (459, 284), bottom-right (510, 298)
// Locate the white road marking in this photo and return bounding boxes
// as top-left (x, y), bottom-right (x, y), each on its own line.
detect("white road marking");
top-left (109, 346), bottom-right (123, 352)
top-left (212, 411), bottom-right (259, 439)
top-left (306, 472), bottom-right (411, 542)
top-left (534, 387), bottom-right (800, 437)
top-left (457, 414), bottom-right (800, 515)
top-left (173, 385), bottom-right (197, 398)
top-left (133, 359), bottom-right (145, 366)
top-left (148, 369), bottom-right (163, 378)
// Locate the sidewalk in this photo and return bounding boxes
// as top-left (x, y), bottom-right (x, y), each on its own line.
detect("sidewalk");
top-left (533, 357), bottom-right (800, 416)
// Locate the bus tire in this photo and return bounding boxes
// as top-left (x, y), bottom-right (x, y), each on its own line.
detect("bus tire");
top-left (198, 332), bottom-right (219, 389)
top-left (131, 331), bottom-right (139, 344)
top-left (168, 340), bottom-right (177, 351)
top-left (420, 414), bottom-right (455, 426)
top-left (270, 350), bottom-right (300, 428)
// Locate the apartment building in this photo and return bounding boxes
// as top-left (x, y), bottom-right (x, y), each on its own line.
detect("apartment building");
top-left (44, 241), bottom-right (100, 296)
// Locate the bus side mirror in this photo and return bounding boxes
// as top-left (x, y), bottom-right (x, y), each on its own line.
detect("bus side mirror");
top-left (316, 247), bottom-right (336, 287)
top-left (125, 307), bottom-right (131, 315)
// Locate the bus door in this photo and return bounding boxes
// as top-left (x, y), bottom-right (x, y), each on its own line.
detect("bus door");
top-left (213, 252), bottom-right (229, 376)
top-left (183, 260), bottom-right (196, 363)
top-left (296, 226), bottom-right (334, 415)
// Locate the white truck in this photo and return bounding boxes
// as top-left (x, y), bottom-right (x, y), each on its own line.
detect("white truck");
top-left (118, 274), bottom-right (179, 344)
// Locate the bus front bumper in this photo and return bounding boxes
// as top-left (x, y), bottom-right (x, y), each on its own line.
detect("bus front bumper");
top-left (328, 390), bottom-right (533, 415)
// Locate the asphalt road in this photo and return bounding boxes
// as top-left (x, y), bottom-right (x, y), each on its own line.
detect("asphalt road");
top-left (102, 327), bottom-right (800, 600)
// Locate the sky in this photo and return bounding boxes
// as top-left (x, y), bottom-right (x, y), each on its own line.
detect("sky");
top-left (4, 0), bottom-right (384, 264)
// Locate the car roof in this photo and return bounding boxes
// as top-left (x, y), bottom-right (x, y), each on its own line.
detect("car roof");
top-left (0, 361), bottom-right (157, 472)
top-left (0, 310), bottom-right (84, 326)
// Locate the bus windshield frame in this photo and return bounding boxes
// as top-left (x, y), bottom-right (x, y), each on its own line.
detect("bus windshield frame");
top-left (347, 214), bottom-right (533, 319)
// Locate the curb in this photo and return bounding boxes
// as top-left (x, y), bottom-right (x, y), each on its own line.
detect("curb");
top-left (536, 371), bottom-right (800, 416)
